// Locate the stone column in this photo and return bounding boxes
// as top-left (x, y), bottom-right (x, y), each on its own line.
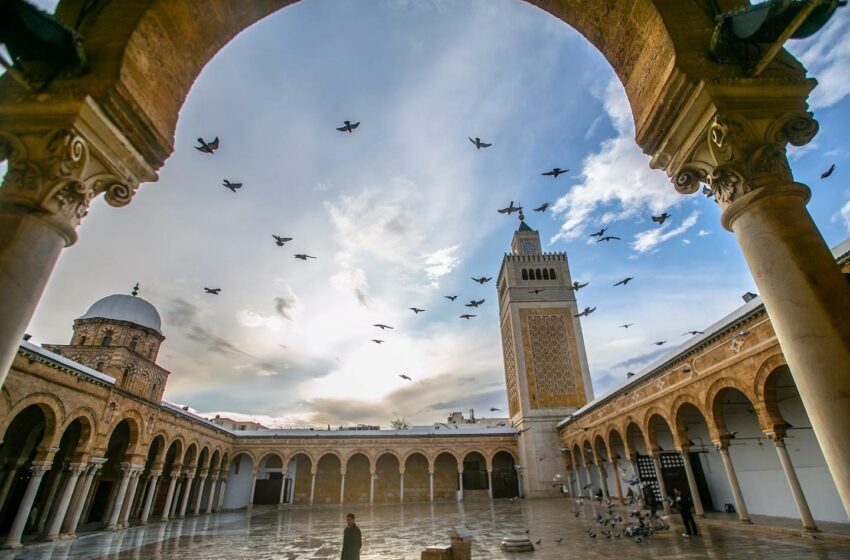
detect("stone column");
top-left (216, 473), bottom-right (227, 512)
top-left (596, 464), bottom-right (610, 501)
top-left (36, 462), bottom-right (65, 533)
top-left (370, 470), bottom-right (376, 504)
top-left (64, 459), bottom-right (104, 536)
top-left (457, 469), bottom-right (463, 502)
top-left (428, 470), bottom-right (434, 502)
top-left (118, 469), bottom-right (142, 527)
top-left (247, 471), bottom-right (257, 512)
top-left (206, 475), bottom-right (219, 513)
top-left (140, 472), bottom-right (161, 524)
top-left (169, 479), bottom-right (182, 518)
top-left (399, 471), bottom-right (404, 503)
top-left (672, 107), bottom-right (850, 516)
top-left (309, 470), bottom-right (316, 506)
top-left (160, 474), bottom-right (178, 521)
top-left (177, 472), bottom-right (194, 518)
top-left (678, 449), bottom-right (705, 518)
top-left (610, 460), bottom-right (624, 504)
top-left (2, 461), bottom-right (52, 548)
top-left (45, 463), bottom-right (86, 540)
top-left (339, 470), bottom-right (346, 505)
top-left (0, 462), bottom-right (21, 512)
top-left (768, 432), bottom-right (818, 531)
top-left (0, 111), bottom-right (155, 388)
top-left (193, 471), bottom-right (207, 515)
top-left (486, 469), bottom-right (493, 500)
top-left (715, 441), bottom-right (750, 522)
top-left (580, 460), bottom-right (592, 498)
top-left (106, 465), bottom-right (133, 530)
top-left (650, 452), bottom-right (670, 513)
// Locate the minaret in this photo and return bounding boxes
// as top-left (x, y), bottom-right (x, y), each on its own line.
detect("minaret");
top-left (497, 213), bottom-right (593, 498)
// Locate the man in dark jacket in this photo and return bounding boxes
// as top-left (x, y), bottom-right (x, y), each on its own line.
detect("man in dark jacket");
top-left (341, 512), bottom-right (362, 560)
top-left (674, 488), bottom-right (699, 536)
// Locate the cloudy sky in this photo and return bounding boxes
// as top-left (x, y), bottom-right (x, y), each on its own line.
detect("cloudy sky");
top-left (11, 0), bottom-right (850, 428)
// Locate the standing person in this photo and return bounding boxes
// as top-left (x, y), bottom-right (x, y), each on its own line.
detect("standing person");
top-left (642, 483), bottom-right (659, 518)
top-left (341, 512), bottom-right (362, 560)
top-left (674, 488), bottom-right (699, 537)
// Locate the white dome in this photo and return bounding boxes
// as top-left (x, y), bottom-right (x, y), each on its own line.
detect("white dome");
top-left (79, 294), bottom-right (162, 333)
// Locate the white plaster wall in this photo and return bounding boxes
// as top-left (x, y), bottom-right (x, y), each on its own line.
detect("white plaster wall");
top-left (222, 454), bottom-right (254, 510)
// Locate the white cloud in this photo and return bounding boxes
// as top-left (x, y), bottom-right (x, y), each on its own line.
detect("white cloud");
top-left (835, 200), bottom-right (850, 231)
top-left (682, 239), bottom-right (691, 245)
top-left (550, 79), bottom-right (680, 241)
top-left (787, 11), bottom-right (850, 109)
top-left (698, 229), bottom-right (711, 237)
top-left (237, 310), bottom-right (284, 330)
top-left (631, 211), bottom-right (700, 253)
top-left (424, 245), bottom-right (461, 287)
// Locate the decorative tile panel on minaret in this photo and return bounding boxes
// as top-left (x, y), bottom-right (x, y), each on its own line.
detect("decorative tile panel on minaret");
top-left (497, 213), bottom-right (593, 498)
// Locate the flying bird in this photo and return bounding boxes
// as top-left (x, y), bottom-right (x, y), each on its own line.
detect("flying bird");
top-left (497, 201), bottom-right (522, 215)
top-left (444, 295), bottom-right (458, 301)
top-left (373, 324), bottom-right (393, 330)
top-left (489, 407), bottom-right (501, 412)
top-left (472, 276), bottom-right (492, 284)
top-left (542, 167), bottom-right (568, 178)
top-left (683, 330), bottom-right (704, 336)
top-left (736, 330), bottom-right (750, 337)
top-left (651, 212), bottom-right (671, 225)
top-left (597, 236), bottom-right (621, 242)
top-left (533, 202), bottom-right (550, 212)
top-left (570, 281), bottom-right (588, 291)
top-left (574, 307), bottom-right (596, 318)
top-left (620, 323), bottom-right (634, 329)
top-left (336, 120), bottom-right (360, 133)
top-left (821, 163), bottom-right (836, 179)
top-left (204, 287), bottom-right (221, 295)
top-left (195, 136), bottom-right (219, 154)
top-left (459, 314), bottom-right (477, 320)
top-left (222, 179), bottom-right (242, 192)
top-left (626, 372), bottom-right (635, 379)
top-left (294, 254), bottom-right (316, 260)
top-left (614, 277), bottom-right (634, 286)
top-left (590, 228), bottom-right (608, 238)
top-left (371, 339), bottom-right (384, 344)
top-left (465, 299), bottom-right (485, 307)
top-left (409, 307), bottom-right (425, 314)
top-left (399, 374), bottom-right (412, 381)
top-left (654, 341), bottom-right (667, 346)
top-left (528, 289), bottom-right (544, 294)
top-left (469, 137), bottom-right (492, 149)
top-left (272, 235), bottom-right (292, 246)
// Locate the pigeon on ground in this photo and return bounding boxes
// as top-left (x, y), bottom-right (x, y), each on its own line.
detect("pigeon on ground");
top-left (204, 287), bottom-right (221, 295)
top-left (294, 254), bottom-right (316, 260)
top-left (444, 295), bottom-right (458, 301)
top-left (222, 179), bottom-right (242, 192)
top-left (195, 137), bottom-right (219, 153)
top-left (459, 314), bottom-right (477, 320)
top-left (497, 201), bottom-right (522, 215)
top-left (614, 277), bottom-right (634, 286)
top-left (472, 276), bottom-right (492, 284)
top-left (469, 137), bottom-right (492, 149)
top-left (373, 324), bottom-right (393, 330)
top-left (272, 235), bottom-right (292, 246)
top-left (533, 202), bottom-right (550, 212)
top-left (399, 374), bottom-right (412, 381)
top-left (597, 236), bottom-right (621, 242)
top-left (409, 307), bottom-right (425, 314)
top-left (821, 163), bottom-right (836, 179)
top-left (652, 212), bottom-right (671, 225)
top-left (336, 120), bottom-right (360, 133)
top-left (542, 168), bottom-right (568, 178)
top-left (574, 307), bottom-right (596, 318)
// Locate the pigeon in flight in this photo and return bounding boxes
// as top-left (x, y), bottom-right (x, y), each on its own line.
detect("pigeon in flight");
top-left (469, 137), bottom-right (492, 149)
top-left (626, 372), bottom-right (635, 379)
top-left (542, 167), bottom-right (568, 178)
top-left (590, 227), bottom-right (608, 238)
top-left (371, 339), bottom-right (384, 344)
top-left (528, 289), bottom-right (545, 294)
top-left (654, 340), bottom-right (667, 346)
top-left (472, 276), bottom-right (492, 284)
top-left (459, 314), bottom-right (477, 320)
top-left (569, 281), bottom-right (588, 291)
top-left (465, 299), bottom-right (485, 308)
top-left (574, 307), bottom-right (596, 318)
top-left (222, 180), bottom-right (242, 192)
top-left (294, 254), bottom-right (316, 260)
top-left (683, 330), bottom-right (704, 336)
top-left (489, 407), bottom-right (501, 412)
top-left (614, 277), bottom-right (634, 286)
top-left (620, 323), bottom-right (634, 329)
top-left (373, 324), bottom-right (394, 330)
top-left (596, 236), bottom-right (621, 242)
top-left (195, 137), bottom-right (219, 154)
top-left (204, 287), bottom-right (221, 295)
top-left (736, 329), bottom-right (750, 337)
top-left (821, 164), bottom-right (836, 179)
top-left (409, 307), bottom-right (425, 314)
top-left (497, 201), bottom-right (523, 215)
top-left (651, 212), bottom-right (671, 225)
top-left (533, 202), bottom-right (550, 212)
top-left (444, 295), bottom-right (458, 301)
top-left (272, 235), bottom-right (292, 246)
top-left (336, 120), bottom-right (360, 133)
top-left (399, 374), bottom-right (412, 381)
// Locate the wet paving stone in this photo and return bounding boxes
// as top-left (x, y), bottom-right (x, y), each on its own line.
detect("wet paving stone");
top-left (1, 499), bottom-right (849, 559)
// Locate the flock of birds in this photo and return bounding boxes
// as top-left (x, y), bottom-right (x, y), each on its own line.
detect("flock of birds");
top-left (193, 125), bottom-right (840, 386)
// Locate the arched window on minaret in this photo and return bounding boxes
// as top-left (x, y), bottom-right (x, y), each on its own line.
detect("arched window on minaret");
top-left (522, 269), bottom-right (528, 280)
top-left (535, 269), bottom-right (542, 280)
top-left (550, 268), bottom-right (557, 280)
top-left (543, 269), bottom-right (550, 280)
top-left (129, 336), bottom-right (138, 351)
top-left (101, 330), bottom-right (113, 347)
top-left (79, 335), bottom-right (86, 345)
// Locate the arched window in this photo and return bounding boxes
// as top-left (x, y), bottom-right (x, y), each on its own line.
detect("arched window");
top-left (79, 335), bottom-right (87, 345)
top-left (521, 269), bottom-right (528, 280)
top-left (549, 268), bottom-right (557, 280)
top-left (542, 268), bottom-right (550, 280)
top-left (535, 269), bottom-right (542, 280)
top-left (129, 337), bottom-right (138, 351)
top-left (101, 330), bottom-right (113, 347)
top-left (95, 362), bottom-right (105, 372)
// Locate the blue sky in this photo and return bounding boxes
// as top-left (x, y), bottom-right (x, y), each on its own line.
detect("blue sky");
top-left (12, 0), bottom-right (850, 427)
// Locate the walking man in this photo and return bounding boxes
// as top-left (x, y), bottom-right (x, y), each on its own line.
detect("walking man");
top-left (674, 487), bottom-right (699, 537)
top-left (341, 512), bottom-right (362, 560)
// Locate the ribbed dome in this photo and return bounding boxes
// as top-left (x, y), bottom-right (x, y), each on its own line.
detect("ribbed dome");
top-left (79, 294), bottom-right (162, 333)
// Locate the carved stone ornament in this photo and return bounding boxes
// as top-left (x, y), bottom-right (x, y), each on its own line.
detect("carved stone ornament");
top-left (0, 128), bottom-right (138, 243)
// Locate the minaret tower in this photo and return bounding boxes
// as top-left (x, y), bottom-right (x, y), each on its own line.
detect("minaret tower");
top-left (497, 212), bottom-right (593, 498)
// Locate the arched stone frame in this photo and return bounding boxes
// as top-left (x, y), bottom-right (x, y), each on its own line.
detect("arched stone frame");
top-left (182, 442), bottom-right (199, 470)
top-left (641, 406), bottom-right (675, 452)
top-left (581, 438), bottom-right (595, 465)
top-left (58, 406), bottom-right (99, 457)
top-left (281, 449), bottom-right (314, 471)
top-left (624, 419), bottom-right (647, 457)
top-left (370, 449), bottom-right (402, 470)
top-left (208, 449), bottom-right (222, 472)
top-left (107, 410), bottom-right (145, 459)
top-left (344, 450), bottom-right (372, 470)
top-left (0, 392), bottom-right (64, 450)
top-left (706, 376), bottom-right (765, 438)
top-left (593, 434), bottom-right (609, 463)
top-left (671, 394), bottom-right (710, 449)
top-left (606, 425), bottom-right (628, 461)
top-left (145, 433), bottom-right (168, 466)
top-left (488, 447), bottom-right (518, 470)
top-left (401, 449), bottom-right (429, 473)
top-left (429, 449), bottom-right (460, 472)
top-left (571, 443), bottom-right (583, 468)
top-left (460, 448), bottom-right (491, 471)
top-left (316, 450), bottom-right (345, 474)
top-left (754, 353), bottom-right (791, 430)
top-left (164, 435), bottom-right (186, 467)
top-left (219, 451), bottom-right (231, 473)
top-left (257, 451), bottom-right (287, 472)
top-left (197, 446), bottom-right (211, 471)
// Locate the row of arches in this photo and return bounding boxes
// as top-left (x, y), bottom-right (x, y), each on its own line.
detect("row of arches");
top-left (562, 360), bottom-right (847, 528)
top-left (521, 268), bottom-right (556, 281)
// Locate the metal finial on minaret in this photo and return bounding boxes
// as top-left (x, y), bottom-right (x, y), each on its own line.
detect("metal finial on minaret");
top-left (518, 209), bottom-right (525, 222)
top-left (131, 282), bottom-right (140, 297)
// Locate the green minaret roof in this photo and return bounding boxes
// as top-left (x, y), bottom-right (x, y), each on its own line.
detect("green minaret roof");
top-left (517, 221), bottom-right (535, 232)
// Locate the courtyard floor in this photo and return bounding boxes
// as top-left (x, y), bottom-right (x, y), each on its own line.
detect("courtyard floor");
top-left (2, 499), bottom-right (850, 560)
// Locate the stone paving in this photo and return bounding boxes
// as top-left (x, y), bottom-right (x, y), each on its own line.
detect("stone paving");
top-left (2, 499), bottom-right (850, 559)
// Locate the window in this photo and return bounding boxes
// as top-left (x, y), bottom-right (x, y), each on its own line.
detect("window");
top-left (535, 269), bottom-right (542, 280)
top-left (101, 331), bottom-right (113, 347)
top-left (129, 337), bottom-right (138, 351)
top-left (79, 335), bottom-right (86, 345)
top-left (550, 268), bottom-right (556, 280)
top-left (521, 269), bottom-right (528, 280)
top-left (542, 268), bottom-right (550, 280)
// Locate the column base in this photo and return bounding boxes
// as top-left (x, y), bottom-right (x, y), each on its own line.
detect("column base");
top-left (739, 519), bottom-right (752, 524)
top-left (802, 526), bottom-right (821, 533)
top-left (1, 542), bottom-right (22, 550)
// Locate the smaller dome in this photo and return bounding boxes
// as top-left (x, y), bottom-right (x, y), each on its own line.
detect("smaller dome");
top-left (79, 294), bottom-right (162, 333)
